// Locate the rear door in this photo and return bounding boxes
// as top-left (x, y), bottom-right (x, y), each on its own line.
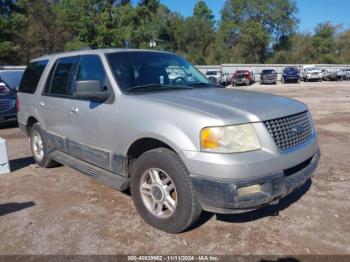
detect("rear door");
top-left (17, 60), bottom-right (49, 126)
top-left (64, 55), bottom-right (119, 172)
top-left (38, 56), bottom-right (78, 151)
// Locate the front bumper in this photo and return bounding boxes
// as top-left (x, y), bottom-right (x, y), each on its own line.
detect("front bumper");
top-left (306, 75), bottom-right (322, 80)
top-left (233, 78), bottom-right (250, 85)
top-left (261, 78), bottom-right (276, 84)
top-left (283, 76), bottom-right (299, 82)
top-left (189, 148), bottom-right (320, 213)
top-left (0, 113), bottom-right (17, 124)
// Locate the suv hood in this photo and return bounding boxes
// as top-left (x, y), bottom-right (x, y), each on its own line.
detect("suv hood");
top-left (141, 88), bottom-right (307, 124)
top-left (306, 69), bottom-right (321, 74)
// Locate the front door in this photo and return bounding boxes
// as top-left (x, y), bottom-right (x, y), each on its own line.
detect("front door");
top-left (64, 55), bottom-right (119, 173)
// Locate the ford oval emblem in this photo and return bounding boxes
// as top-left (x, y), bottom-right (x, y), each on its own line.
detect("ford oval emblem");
top-left (291, 123), bottom-right (304, 135)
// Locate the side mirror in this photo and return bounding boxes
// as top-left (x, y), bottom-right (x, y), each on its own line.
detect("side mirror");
top-left (74, 80), bottom-right (110, 101)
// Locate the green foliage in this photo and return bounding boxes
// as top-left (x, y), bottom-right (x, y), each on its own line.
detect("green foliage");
top-left (0, 0), bottom-right (23, 64)
top-left (193, 0), bottom-right (215, 22)
top-left (219, 0), bottom-right (298, 63)
top-left (0, 0), bottom-right (349, 65)
top-left (337, 30), bottom-right (350, 63)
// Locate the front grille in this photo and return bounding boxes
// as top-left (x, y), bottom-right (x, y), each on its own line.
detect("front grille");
top-left (0, 99), bottom-right (15, 111)
top-left (264, 111), bottom-right (313, 152)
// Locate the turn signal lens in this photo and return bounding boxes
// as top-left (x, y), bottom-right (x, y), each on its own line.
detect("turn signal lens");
top-left (201, 127), bottom-right (221, 149)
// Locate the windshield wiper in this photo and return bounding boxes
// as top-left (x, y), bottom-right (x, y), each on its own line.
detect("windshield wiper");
top-left (127, 84), bottom-right (193, 93)
top-left (189, 82), bottom-right (220, 88)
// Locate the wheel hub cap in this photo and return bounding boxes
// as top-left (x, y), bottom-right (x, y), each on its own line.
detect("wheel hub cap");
top-left (32, 131), bottom-right (44, 161)
top-left (151, 184), bottom-right (165, 202)
top-left (139, 168), bottom-right (177, 219)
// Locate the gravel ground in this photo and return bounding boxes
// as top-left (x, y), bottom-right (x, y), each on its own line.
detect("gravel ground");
top-left (0, 81), bottom-right (349, 255)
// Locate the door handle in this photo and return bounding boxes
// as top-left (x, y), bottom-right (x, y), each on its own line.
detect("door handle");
top-left (70, 106), bottom-right (79, 114)
top-left (38, 101), bottom-right (45, 108)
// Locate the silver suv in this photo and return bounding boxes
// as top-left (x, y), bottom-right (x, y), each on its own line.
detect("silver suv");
top-left (17, 49), bottom-right (320, 233)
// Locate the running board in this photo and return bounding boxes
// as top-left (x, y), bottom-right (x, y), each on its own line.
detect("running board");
top-left (48, 150), bottom-right (129, 191)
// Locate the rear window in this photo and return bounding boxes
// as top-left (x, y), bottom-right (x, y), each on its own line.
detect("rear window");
top-left (0, 70), bottom-right (24, 89)
top-left (18, 60), bottom-right (48, 93)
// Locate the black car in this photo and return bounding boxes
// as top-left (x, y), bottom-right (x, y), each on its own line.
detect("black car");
top-left (282, 67), bottom-right (300, 83)
top-left (0, 69), bottom-right (24, 124)
top-left (260, 69), bottom-right (277, 84)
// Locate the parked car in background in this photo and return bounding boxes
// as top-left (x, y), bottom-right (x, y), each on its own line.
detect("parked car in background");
top-left (0, 69), bottom-right (24, 124)
top-left (260, 69), bottom-right (277, 84)
top-left (344, 68), bottom-right (350, 80)
top-left (205, 70), bottom-right (221, 84)
top-left (281, 67), bottom-right (300, 83)
top-left (322, 69), bottom-right (339, 81)
top-left (302, 66), bottom-right (322, 82)
top-left (337, 69), bottom-right (346, 81)
top-left (232, 70), bottom-right (255, 86)
top-left (220, 72), bottom-right (232, 86)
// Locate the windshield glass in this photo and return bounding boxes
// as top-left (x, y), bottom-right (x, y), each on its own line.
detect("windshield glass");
top-left (206, 71), bottom-right (218, 76)
top-left (0, 70), bottom-right (24, 89)
top-left (284, 67), bottom-right (298, 72)
top-left (107, 51), bottom-right (212, 92)
top-left (305, 67), bottom-right (319, 71)
top-left (262, 70), bottom-right (275, 74)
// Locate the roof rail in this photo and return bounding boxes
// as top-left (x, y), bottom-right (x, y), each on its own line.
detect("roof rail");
top-left (0, 65), bottom-right (26, 70)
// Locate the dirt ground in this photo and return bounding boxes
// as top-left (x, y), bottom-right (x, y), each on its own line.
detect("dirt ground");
top-left (0, 81), bottom-right (349, 255)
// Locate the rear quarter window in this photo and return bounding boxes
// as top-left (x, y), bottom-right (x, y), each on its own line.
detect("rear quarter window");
top-left (18, 60), bottom-right (48, 93)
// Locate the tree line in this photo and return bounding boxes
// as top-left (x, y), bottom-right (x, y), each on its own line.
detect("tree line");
top-left (1, 0), bottom-right (349, 65)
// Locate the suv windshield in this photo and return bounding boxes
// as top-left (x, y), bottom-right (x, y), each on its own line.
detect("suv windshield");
top-left (262, 70), bottom-right (275, 74)
top-left (206, 71), bottom-right (218, 76)
top-left (107, 51), bottom-right (212, 92)
top-left (305, 68), bottom-right (319, 71)
top-left (284, 68), bottom-right (298, 73)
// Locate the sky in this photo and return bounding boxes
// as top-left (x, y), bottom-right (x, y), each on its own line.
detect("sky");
top-left (160, 0), bottom-right (350, 33)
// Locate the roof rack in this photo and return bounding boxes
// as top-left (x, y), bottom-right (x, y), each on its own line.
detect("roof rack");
top-left (0, 65), bottom-right (26, 70)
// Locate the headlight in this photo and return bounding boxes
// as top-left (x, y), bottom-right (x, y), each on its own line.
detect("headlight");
top-left (200, 124), bottom-right (261, 153)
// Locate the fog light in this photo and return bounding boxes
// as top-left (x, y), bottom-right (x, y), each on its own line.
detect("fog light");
top-left (237, 184), bottom-right (262, 196)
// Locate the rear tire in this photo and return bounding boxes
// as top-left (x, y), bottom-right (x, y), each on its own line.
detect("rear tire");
top-left (130, 148), bottom-right (202, 233)
top-left (29, 123), bottom-right (57, 168)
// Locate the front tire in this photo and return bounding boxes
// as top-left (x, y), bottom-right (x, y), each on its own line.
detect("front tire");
top-left (30, 123), bottom-right (56, 168)
top-left (130, 148), bottom-right (202, 233)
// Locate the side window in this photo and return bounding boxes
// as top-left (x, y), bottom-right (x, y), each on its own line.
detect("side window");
top-left (75, 55), bottom-right (106, 89)
top-left (18, 60), bottom-right (48, 93)
top-left (48, 56), bottom-right (77, 96)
